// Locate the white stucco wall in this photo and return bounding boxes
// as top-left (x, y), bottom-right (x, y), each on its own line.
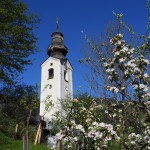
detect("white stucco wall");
top-left (40, 57), bottom-right (73, 124)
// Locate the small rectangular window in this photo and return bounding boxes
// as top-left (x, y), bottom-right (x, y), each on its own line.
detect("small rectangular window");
top-left (64, 70), bottom-right (69, 82)
top-left (48, 68), bottom-right (54, 79)
top-left (49, 85), bottom-right (52, 89)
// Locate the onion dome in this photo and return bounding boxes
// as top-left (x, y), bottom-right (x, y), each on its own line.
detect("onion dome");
top-left (47, 18), bottom-right (68, 58)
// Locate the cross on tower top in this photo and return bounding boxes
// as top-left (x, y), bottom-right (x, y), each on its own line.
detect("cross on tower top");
top-left (56, 17), bottom-right (59, 32)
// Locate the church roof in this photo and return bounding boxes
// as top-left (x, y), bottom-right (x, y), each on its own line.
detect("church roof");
top-left (47, 18), bottom-right (68, 58)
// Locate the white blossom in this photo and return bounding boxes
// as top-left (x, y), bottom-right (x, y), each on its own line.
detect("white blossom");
top-left (133, 84), bottom-right (138, 90)
top-left (121, 87), bottom-right (126, 90)
top-left (119, 58), bottom-right (126, 63)
top-left (56, 132), bottom-right (64, 140)
top-left (114, 51), bottom-right (120, 56)
top-left (130, 141), bottom-right (136, 145)
top-left (110, 130), bottom-right (117, 135)
top-left (71, 120), bottom-right (75, 124)
top-left (109, 87), bottom-right (119, 93)
top-left (133, 67), bottom-right (140, 73)
top-left (110, 39), bottom-right (113, 44)
top-left (144, 59), bottom-right (150, 65)
top-left (86, 118), bottom-right (92, 123)
top-left (136, 134), bottom-right (142, 138)
top-left (99, 122), bottom-right (105, 127)
top-left (147, 93), bottom-right (150, 97)
top-left (118, 109), bottom-right (122, 113)
top-left (128, 133), bottom-right (136, 141)
top-left (116, 40), bottom-right (122, 45)
top-left (117, 33), bottom-right (123, 38)
top-left (73, 137), bottom-right (78, 141)
top-left (93, 122), bottom-right (99, 126)
top-left (105, 110), bottom-right (108, 114)
top-left (111, 103), bottom-right (116, 106)
top-left (144, 73), bottom-right (149, 78)
top-left (95, 131), bottom-right (102, 138)
top-left (108, 75), bottom-right (113, 80)
top-left (106, 68), bottom-right (115, 73)
top-left (127, 61), bottom-right (136, 68)
top-left (121, 46), bottom-right (129, 52)
top-left (76, 124), bottom-right (85, 133)
top-left (130, 48), bottom-right (134, 53)
top-left (124, 70), bottom-right (129, 75)
top-left (105, 136), bottom-right (112, 141)
top-left (103, 62), bottom-right (109, 67)
top-left (113, 113), bottom-right (116, 117)
top-left (139, 84), bottom-right (149, 92)
top-left (130, 63), bottom-right (136, 68)
top-left (106, 124), bottom-right (113, 131)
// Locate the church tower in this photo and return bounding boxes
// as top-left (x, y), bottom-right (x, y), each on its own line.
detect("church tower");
top-left (40, 19), bottom-right (73, 126)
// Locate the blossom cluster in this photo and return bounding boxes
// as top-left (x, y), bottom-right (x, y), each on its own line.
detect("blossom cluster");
top-left (125, 126), bottom-right (150, 149)
top-left (52, 96), bottom-right (150, 149)
top-left (54, 100), bottom-right (120, 149)
top-left (103, 34), bottom-right (150, 100)
top-left (87, 122), bottom-right (119, 142)
top-left (56, 121), bottom-right (119, 149)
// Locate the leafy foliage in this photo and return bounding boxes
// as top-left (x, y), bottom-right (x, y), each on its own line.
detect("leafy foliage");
top-left (0, 0), bottom-right (39, 84)
top-left (0, 84), bottom-right (39, 123)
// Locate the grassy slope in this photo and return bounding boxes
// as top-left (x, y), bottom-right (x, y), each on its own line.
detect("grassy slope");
top-left (0, 131), bottom-right (50, 150)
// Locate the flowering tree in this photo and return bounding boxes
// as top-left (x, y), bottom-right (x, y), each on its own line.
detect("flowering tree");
top-left (50, 1), bottom-right (150, 149)
top-left (54, 96), bottom-right (150, 149)
top-left (103, 33), bottom-right (149, 102)
top-left (50, 29), bottom-right (150, 146)
top-left (79, 2), bottom-right (150, 99)
top-left (55, 97), bottom-right (120, 150)
top-left (53, 30), bottom-right (150, 150)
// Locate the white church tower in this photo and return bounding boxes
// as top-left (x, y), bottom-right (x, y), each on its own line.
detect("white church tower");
top-left (40, 20), bottom-right (73, 126)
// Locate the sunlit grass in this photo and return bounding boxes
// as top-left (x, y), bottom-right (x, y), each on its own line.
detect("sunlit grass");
top-left (0, 131), bottom-right (50, 150)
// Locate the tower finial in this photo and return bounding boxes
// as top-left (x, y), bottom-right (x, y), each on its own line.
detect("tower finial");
top-left (56, 17), bottom-right (59, 32)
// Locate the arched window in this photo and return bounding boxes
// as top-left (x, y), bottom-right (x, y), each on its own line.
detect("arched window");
top-left (48, 68), bottom-right (54, 79)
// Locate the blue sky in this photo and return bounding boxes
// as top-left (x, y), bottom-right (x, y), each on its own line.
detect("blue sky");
top-left (22, 0), bottom-right (148, 95)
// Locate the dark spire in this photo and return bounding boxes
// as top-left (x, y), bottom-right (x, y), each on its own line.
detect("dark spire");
top-left (47, 19), bottom-right (68, 58)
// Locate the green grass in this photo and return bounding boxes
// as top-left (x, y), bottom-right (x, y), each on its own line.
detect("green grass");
top-left (0, 131), bottom-right (50, 150)
top-left (0, 129), bottom-right (122, 150)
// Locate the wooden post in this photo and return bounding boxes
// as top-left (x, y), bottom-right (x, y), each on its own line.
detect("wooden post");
top-left (56, 140), bottom-right (61, 150)
top-left (34, 123), bottom-right (41, 145)
top-left (26, 135), bottom-right (29, 150)
top-left (14, 124), bottom-right (18, 138)
top-left (61, 139), bottom-right (64, 150)
top-left (15, 124), bottom-right (18, 134)
top-left (37, 128), bottom-right (41, 144)
top-left (23, 135), bottom-right (27, 150)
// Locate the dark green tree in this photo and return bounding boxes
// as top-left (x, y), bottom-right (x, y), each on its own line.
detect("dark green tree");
top-left (0, 0), bottom-right (39, 84)
top-left (0, 84), bottom-right (39, 123)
